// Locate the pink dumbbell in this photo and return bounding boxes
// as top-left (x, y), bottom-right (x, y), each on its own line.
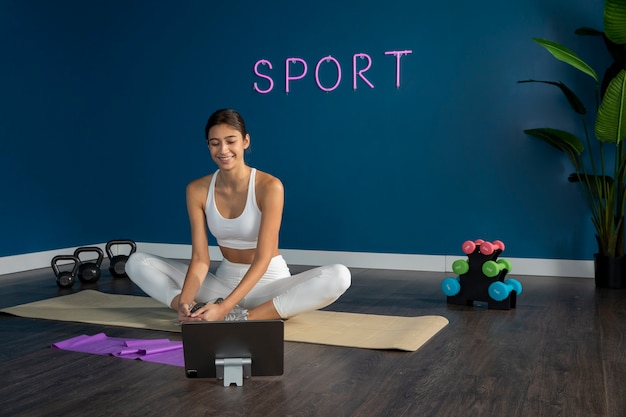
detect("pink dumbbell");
top-left (479, 240), bottom-right (505, 255)
top-left (462, 240), bottom-right (477, 255)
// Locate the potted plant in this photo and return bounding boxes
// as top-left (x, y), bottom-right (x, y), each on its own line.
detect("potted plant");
top-left (519, 0), bottom-right (626, 288)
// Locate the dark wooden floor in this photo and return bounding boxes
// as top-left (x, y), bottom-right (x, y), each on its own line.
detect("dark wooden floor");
top-left (1, 260), bottom-right (625, 417)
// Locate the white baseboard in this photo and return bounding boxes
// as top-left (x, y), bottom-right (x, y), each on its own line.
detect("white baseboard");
top-left (0, 243), bottom-right (109, 277)
top-left (0, 241), bottom-right (595, 279)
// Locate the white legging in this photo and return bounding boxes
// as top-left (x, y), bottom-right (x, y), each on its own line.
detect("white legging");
top-left (125, 252), bottom-right (351, 319)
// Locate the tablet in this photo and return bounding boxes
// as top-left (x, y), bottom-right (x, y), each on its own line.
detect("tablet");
top-left (181, 320), bottom-right (284, 380)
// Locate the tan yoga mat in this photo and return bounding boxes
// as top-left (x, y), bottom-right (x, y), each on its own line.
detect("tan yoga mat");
top-left (1, 290), bottom-right (448, 351)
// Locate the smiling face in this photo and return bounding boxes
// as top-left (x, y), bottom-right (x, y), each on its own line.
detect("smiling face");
top-left (207, 123), bottom-right (250, 170)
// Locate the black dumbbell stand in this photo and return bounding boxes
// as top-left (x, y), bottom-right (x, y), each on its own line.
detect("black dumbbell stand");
top-left (447, 247), bottom-right (516, 310)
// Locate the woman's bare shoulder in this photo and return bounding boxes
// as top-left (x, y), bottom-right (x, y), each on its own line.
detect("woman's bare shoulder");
top-left (186, 174), bottom-right (213, 197)
top-left (255, 170), bottom-right (284, 194)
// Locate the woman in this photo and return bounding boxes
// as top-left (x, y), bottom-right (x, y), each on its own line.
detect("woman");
top-left (126, 109), bottom-right (351, 323)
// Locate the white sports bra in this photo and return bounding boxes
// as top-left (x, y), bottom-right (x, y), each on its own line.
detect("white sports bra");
top-left (205, 169), bottom-right (261, 250)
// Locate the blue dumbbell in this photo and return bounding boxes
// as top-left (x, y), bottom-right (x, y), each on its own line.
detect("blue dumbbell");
top-left (488, 278), bottom-right (523, 301)
top-left (505, 278), bottom-right (522, 295)
top-left (441, 277), bottom-right (461, 296)
top-left (488, 281), bottom-right (510, 301)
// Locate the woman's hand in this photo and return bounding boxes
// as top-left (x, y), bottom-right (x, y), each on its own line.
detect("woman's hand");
top-left (178, 302), bottom-right (203, 323)
top-left (190, 303), bottom-right (227, 321)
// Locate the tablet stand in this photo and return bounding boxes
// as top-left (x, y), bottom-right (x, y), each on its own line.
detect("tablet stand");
top-left (215, 357), bottom-right (252, 387)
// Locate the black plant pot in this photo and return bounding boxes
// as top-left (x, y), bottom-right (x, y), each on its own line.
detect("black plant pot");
top-left (594, 254), bottom-right (626, 289)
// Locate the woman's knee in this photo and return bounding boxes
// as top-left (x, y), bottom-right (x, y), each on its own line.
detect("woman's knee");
top-left (327, 263), bottom-right (351, 295)
top-left (124, 252), bottom-right (150, 279)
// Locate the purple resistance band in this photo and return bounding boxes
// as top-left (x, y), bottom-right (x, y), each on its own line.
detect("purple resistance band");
top-left (51, 333), bottom-right (184, 367)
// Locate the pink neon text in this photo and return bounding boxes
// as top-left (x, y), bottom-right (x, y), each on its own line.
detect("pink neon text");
top-left (253, 50), bottom-right (412, 94)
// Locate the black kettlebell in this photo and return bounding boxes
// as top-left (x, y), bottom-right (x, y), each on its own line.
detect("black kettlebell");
top-left (51, 255), bottom-right (80, 288)
top-left (73, 246), bottom-right (104, 283)
top-left (105, 239), bottom-right (137, 278)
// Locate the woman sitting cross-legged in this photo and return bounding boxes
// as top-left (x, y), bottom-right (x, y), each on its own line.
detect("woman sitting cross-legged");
top-left (125, 108), bottom-right (351, 322)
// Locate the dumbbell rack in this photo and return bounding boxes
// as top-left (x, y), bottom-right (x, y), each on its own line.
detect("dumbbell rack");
top-left (444, 240), bottom-right (518, 310)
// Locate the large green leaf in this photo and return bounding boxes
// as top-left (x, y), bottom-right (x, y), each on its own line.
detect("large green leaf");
top-left (532, 38), bottom-right (598, 83)
top-left (523, 128), bottom-right (584, 161)
top-left (517, 79), bottom-right (586, 114)
top-left (596, 70), bottom-right (626, 143)
top-left (605, 0), bottom-right (626, 44)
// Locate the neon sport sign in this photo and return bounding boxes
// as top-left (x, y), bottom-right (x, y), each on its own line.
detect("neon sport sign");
top-left (253, 50), bottom-right (413, 94)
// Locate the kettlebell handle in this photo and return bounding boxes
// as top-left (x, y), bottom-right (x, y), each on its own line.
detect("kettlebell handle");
top-left (73, 247), bottom-right (104, 267)
top-left (51, 255), bottom-right (80, 277)
top-left (105, 239), bottom-right (137, 259)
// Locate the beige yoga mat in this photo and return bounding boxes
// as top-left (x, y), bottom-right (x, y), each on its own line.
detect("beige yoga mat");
top-left (1, 290), bottom-right (448, 351)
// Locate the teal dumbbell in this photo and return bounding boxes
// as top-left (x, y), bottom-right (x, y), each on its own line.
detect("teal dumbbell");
top-left (488, 278), bottom-right (523, 301)
top-left (505, 278), bottom-right (522, 295)
top-left (441, 277), bottom-right (461, 296)
top-left (488, 281), bottom-right (511, 301)
top-left (482, 258), bottom-right (512, 277)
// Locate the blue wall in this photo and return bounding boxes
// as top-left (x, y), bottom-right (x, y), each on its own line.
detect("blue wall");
top-left (0, 0), bottom-right (609, 260)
